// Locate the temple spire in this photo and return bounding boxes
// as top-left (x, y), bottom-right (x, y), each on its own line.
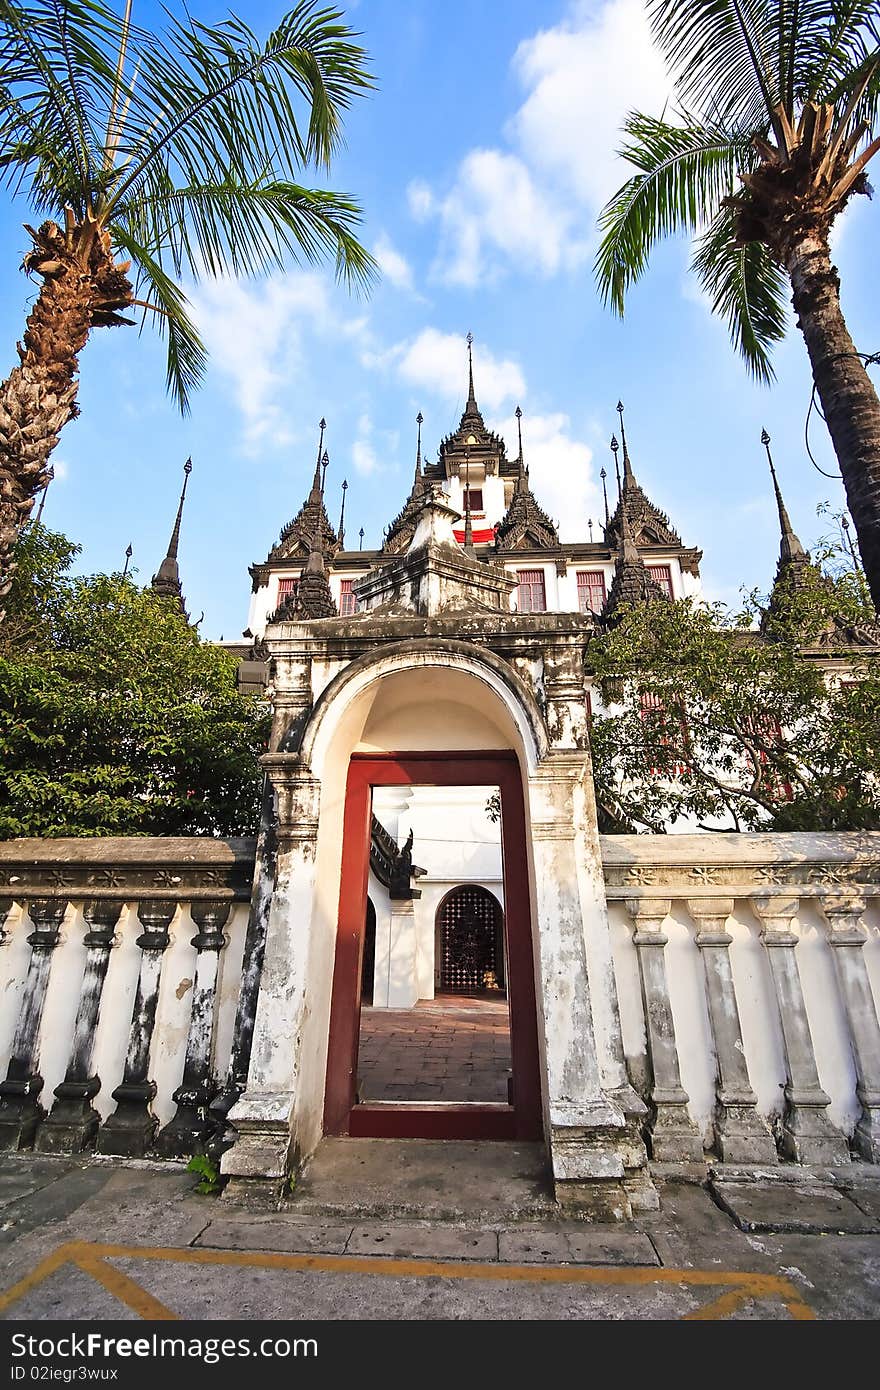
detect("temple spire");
top-left (600, 466), bottom-right (610, 528)
top-left (151, 457), bottom-right (192, 616)
top-left (515, 404), bottom-right (524, 467)
top-left (603, 491), bottom-right (666, 624)
top-left (466, 331), bottom-right (477, 412)
top-left (415, 411), bottom-right (424, 484)
top-left (309, 418), bottom-right (326, 501)
top-left (762, 429), bottom-right (807, 564)
top-left (338, 479), bottom-right (348, 548)
top-left (606, 401), bottom-right (683, 550)
top-left (610, 435), bottom-right (621, 499)
top-left (617, 400), bottom-right (634, 484)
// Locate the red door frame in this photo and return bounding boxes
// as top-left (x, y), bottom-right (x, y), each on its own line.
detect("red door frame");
top-left (323, 752), bottom-right (543, 1141)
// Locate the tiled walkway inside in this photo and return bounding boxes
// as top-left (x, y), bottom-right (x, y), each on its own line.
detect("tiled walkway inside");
top-left (357, 994), bottom-right (512, 1103)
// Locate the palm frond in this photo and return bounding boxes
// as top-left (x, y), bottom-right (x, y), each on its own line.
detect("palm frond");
top-left (110, 223), bottom-right (206, 414)
top-left (104, 1), bottom-right (374, 215)
top-left (801, 1), bottom-right (880, 109)
top-left (120, 175), bottom-right (376, 290)
top-left (0, 0), bottom-right (134, 211)
top-left (690, 205), bottom-right (789, 380)
top-left (596, 113), bottom-right (749, 313)
top-left (648, 0), bottom-right (782, 130)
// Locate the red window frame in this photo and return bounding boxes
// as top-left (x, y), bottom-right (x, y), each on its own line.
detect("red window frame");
top-left (516, 569), bottom-right (547, 614)
top-left (339, 578), bottom-right (357, 617)
top-left (646, 564), bottom-right (673, 597)
top-left (465, 488), bottom-right (484, 513)
top-left (577, 570), bottom-right (606, 614)
top-left (277, 576), bottom-right (298, 603)
top-left (639, 690), bottom-right (690, 776)
top-left (743, 712), bottom-right (793, 801)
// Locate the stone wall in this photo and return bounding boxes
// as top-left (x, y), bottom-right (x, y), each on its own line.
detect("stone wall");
top-left (0, 830), bottom-right (878, 1171)
top-left (0, 838), bottom-right (254, 1158)
top-left (603, 832), bottom-right (880, 1165)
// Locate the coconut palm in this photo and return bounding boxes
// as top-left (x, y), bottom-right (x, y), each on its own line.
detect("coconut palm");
top-left (0, 0), bottom-right (375, 609)
top-left (596, 0), bottom-right (880, 609)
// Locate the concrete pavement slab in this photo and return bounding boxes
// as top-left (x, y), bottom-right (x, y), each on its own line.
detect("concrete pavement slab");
top-left (711, 1182), bottom-right (880, 1234)
top-left (346, 1224), bottom-right (498, 1260)
top-left (497, 1229), bottom-right (659, 1265)
top-left (196, 1218), bottom-right (353, 1253)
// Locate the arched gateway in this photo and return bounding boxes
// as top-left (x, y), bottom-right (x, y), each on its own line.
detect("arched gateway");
top-left (220, 378), bottom-right (659, 1219)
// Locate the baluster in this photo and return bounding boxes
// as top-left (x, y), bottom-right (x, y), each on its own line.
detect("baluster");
top-left (0, 898), bottom-right (14, 946)
top-left (686, 899), bottom-right (777, 1164)
top-left (0, 899), bottom-right (66, 1149)
top-left (750, 895), bottom-right (849, 1165)
top-left (96, 900), bottom-right (175, 1157)
top-left (37, 900), bottom-right (123, 1153)
top-left (821, 895), bottom-right (880, 1162)
top-left (154, 902), bottom-right (230, 1157)
top-left (625, 899), bottom-right (703, 1162)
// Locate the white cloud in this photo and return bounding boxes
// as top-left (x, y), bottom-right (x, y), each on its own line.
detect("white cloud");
top-left (423, 149), bottom-right (590, 287)
top-left (410, 0), bottom-right (672, 284)
top-left (407, 180), bottom-right (435, 222)
top-left (50, 457), bottom-right (69, 483)
top-left (509, 0), bottom-right (670, 212)
top-left (373, 232), bottom-right (415, 293)
top-left (491, 409), bottom-right (600, 543)
top-left (348, 412), bottom-right (400, 478)
top-left (189, 273), bottom-right (371, 455)
top-left (384, 327), bottom-right (526, 412)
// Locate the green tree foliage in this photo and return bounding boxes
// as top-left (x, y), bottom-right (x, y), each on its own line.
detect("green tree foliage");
top-left (0, 524), bottom-right (270, 836)
top-left (589, 572), bottom-right (880, 834)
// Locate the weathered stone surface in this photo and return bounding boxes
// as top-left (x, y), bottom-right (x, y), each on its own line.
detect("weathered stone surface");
top-left (346, 1225), bottom-right (498, 1261)
top-left (197, 1218), bottom-right (353, 1253)
top-left (711, 1181), bottom-right (880, 1234)
top-left (498, 1228), bottom-right (658, 1265)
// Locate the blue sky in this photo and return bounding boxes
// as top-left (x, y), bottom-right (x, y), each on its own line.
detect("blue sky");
top-left (2, 0), bottom-right (877, 639)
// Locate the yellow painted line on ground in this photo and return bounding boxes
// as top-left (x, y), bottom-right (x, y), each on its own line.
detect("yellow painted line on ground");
top-left (0, 1244), bottom-right (73, 1316)
top-left (0, 1240), bottom-right (815, 1321)
top-left (682, 1287), bottom-right (753, 1320)
top-left (71, 1248), bottom-right (179, 1321)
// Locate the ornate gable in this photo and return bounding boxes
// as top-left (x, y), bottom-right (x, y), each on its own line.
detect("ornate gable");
top-left (494, 469), bottom-right (559, 551)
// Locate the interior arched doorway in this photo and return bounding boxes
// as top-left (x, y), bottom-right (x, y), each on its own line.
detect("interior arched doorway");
top-left (361, 897), bottom-right (376, 1005)
top-left (435, 885), bottom-right (505, 995)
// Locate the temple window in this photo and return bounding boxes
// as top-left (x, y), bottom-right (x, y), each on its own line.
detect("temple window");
top-left (516, 569), bottom-right (547, 613)
top-left (577, 570), bottom-right (606, 613)
top-left (339, 578), bottom-right (358, 616)
top-left (277, 577), bottom-right (298, 602)
top-left (465, 489), bottom-right (484, 513)
top-left (646, 564), bottom-right (674, 597)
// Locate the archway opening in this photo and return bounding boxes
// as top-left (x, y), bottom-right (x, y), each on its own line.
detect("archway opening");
top-left (356, 794), bottom-right (513, 1109)
top-left (323, 753), bottom-right (541, 1141)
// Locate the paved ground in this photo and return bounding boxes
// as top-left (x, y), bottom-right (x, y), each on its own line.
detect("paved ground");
top-left (0, 1141), bottom-right (878, 1326)
top-left (358, 995), bottom-right (511, 1102)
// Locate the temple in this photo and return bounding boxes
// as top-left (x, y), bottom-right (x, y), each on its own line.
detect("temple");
top-left (244, 348), bottom-right (702, 642)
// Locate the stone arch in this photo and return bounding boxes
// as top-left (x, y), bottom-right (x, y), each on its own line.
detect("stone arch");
top-left (297, 639), bottom-right (549, 776)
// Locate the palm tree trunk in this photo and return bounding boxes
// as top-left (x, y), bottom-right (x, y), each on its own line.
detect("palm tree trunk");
top-left (0, 260), bottom-right (93, 608)
top-left (786, 230), bottom-right (880, 611)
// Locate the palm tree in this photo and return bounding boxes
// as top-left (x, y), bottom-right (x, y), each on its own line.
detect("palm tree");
top-left (596, 0), bottom-right (880, 609)
top-left (0, 0), bottom-right (375, 609)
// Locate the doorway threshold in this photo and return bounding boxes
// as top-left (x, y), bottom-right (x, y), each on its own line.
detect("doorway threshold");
top-left (349, 1102), bottom-right (516, 1140)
